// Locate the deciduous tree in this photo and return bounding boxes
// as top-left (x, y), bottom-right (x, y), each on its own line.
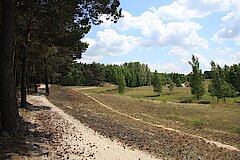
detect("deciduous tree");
top-left (168, 80), bottom-right (174, 93)
top-left (189, 55), bottom-right (205, 100)
top-left (117, 74), bottom-right (125, 95)
top-left (152, 70), bottom-right (162, 96)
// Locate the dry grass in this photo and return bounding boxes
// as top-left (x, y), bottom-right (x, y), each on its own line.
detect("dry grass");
top-left (66, 84), bottom-right (240, 139)
top-left (48, 85), bottom-right (240, 159)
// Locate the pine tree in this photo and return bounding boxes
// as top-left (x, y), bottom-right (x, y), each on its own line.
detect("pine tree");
top-left (0, 0), bottom-right (20, 135)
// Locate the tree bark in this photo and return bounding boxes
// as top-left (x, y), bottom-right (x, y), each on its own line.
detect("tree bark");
top-left (20, 47), bottom-right (27, 108)
top-left (21, 15), bottom-right (32, 108)
top-left (0, 0), bottom-right (20, 135)
top-left (33, 76), bottom-right (38, 93)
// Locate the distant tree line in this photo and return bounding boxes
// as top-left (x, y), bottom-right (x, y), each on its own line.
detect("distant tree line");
top-left (51, 61), bottom-right (188, 89)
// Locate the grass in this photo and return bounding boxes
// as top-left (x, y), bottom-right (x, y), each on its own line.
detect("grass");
top-left (65, 83), bottom-right (240, 134)
top-left (74, 83), bottom-right (240, 104)
top-left (89, 92), bottom-right (240, 147)
top-left (65, 83), bottom-right (118, 94)
top-left (190, 119), bottom-right (204, 129)
top-left (48, 85), bottom-right (240, 159)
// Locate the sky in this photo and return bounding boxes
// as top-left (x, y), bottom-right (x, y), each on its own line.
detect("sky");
top-left (80, 0), bottom-right (240, 74)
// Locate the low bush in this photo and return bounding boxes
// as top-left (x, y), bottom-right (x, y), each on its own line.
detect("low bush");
top-left (198, 100), bottom-right (211, 104)
top-left (191, 119), bottom-right (204, 129)
top-left (180, 99), bottom-right (192, 103)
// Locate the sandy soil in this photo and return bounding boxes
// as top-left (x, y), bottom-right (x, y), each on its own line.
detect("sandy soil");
top-left (27, 94), bottom-right (158, 160)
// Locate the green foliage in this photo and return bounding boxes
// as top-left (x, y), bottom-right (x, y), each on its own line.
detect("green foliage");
top-left (168, 81), bottom-right (174, 93)
top-left (105, 62), bottom-right (152, 87)
top-left (209, 61), bottom-right (237, 102)
top-left (189, 55), bottom-right (205, 100)
top-left (15, 0), bottom-right (122, 88)
top-left (170, 73), bottom-right (187, 85)
top-left (117, 74), bottom-right (126, 95)
top-left (152, 70), bottom-right (162, 95)
top-left (123, 62), bottom-right (152, 87)
top-left (204, 71), bottom-right (213, 79)
top-left (175, 77), bottom-right (182, 87)
top-left (191, 119), bottom-right (204, 129)
top-left (219, 80), bottom-right (236, 102)
top-left (229, 64), bottom-right (240, 93)
top-left (233, 127), bottom-right (240, 135)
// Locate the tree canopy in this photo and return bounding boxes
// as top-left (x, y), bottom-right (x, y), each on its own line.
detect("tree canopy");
top-left (152, 70), bottom-right (163, 96)
top-left (209, 61), bottom-right (237, 102)
top-left (189, 55), bottom-right (205, 100)
top-left (0, 0), bottom-right (122, 135)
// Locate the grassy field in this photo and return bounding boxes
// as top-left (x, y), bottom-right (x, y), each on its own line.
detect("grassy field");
top-left (65, 83), bottom-right (240, 137)
top-left (66, 82), bottom-right (240, 103)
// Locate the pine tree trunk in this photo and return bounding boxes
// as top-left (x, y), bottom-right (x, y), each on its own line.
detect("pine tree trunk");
top-left (26, 77), bottom-right (30, 93)
top-left (33, 77), bottom-right (38, 93)
top-left (0, 0), bottom-right (20, 135)
top-left (21, 14), bottom-right (32, 107)
top-left (20, 48), bottom-right (27, 108)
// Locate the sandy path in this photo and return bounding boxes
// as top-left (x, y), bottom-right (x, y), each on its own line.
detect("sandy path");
top-left (76, 87), bottom-right (98, 90)
top-left (84, 93), bottom-right (240, 152)
top-left (28, 95), bottom-right (158, 160)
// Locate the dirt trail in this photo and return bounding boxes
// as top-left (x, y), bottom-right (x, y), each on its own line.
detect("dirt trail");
top-left (76, 87), bottom-right (98, 90)
top-left (84, 93), bottom-right (240, 152)
top-left (28, 95), bottom-right (158, 160)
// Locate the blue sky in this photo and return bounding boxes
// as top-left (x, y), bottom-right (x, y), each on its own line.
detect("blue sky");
top-left (80, 0), bottom-right (240, 74)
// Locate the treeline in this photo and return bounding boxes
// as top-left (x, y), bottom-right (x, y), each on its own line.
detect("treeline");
top-left (54, 62), bottom-right (188, 88)
top-left (208, 63), bottom-right (240, 102)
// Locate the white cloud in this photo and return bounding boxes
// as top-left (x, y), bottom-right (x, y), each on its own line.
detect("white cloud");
top-left (80, 55), bottom-right (103, 63)
top-left (112, 61), bottom-right (125, 65)
top-left (156, 0), bottom-right (236, 21)
top-left (215, 52), bottom-right (240, 66)
top-left (102, 10), bottom-right (208, 50)
top-left (230, 52), bottom-right (240, 63)
top-left (155, 1), bottom-right (201, 20)
top-left (214, 10), bottom-right (240, 45)
top-left (193, 53), bottom-right (211, 70)
top-left (214, 59), bottom-right (232, 67)
top-left (214, 47), bottom-right (232, 55)
top-left (168, 46), bottom-right (192, 65)
top-left (169, 46), bottom-right (189, 57)
top-left (81, 9), bottom-right (208, 64)
top-left (83, 38), bottom-right (96, 48)
top-left (148, 63), bottom-right (183, 73)
top-left (82, 29), bottom-right (141, 57)
top-left (81, 1), bottom-right (240, 68)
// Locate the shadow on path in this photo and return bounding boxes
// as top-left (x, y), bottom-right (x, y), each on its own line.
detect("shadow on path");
top-left (0, 102), bottom-right (52, 159)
